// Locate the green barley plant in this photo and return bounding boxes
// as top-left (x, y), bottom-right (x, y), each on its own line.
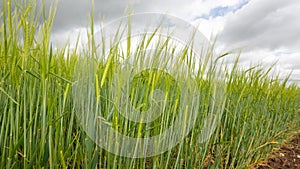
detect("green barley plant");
top-left (0, 1), bottom-right (299, 168)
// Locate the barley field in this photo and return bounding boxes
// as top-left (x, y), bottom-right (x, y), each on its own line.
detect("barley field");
top-left (0, 1), bottom-right (299, 168)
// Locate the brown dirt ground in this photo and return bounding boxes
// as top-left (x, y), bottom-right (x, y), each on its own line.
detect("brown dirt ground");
top-left (253, 133), bottom-right (300, 169)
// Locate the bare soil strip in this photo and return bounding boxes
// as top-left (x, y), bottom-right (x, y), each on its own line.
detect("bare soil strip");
top-left (254, 133), bottom-right (300, 169)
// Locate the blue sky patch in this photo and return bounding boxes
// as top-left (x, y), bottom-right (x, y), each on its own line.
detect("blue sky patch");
top-left (195, 0), bottom-right (250, 20)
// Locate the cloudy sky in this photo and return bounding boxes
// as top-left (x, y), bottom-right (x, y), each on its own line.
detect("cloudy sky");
top-left (49, 0), bottom-right (300, 83)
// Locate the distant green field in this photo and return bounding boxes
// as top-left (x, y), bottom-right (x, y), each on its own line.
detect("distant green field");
top-left (1, 1), bottom-right (299, 168)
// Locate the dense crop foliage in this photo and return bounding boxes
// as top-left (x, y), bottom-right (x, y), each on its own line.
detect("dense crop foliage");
top-left (0, 1), bottom-right (299, 168)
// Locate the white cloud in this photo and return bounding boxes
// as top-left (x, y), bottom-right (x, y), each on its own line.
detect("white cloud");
top-left (48, 0), bottom-right (300, 81)
top-left (192, 17), bottom-right (226, 40)
top-left (213, 0), bottom-right (300, 80)
top-left (219, 0), bottom-right (300, 50)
